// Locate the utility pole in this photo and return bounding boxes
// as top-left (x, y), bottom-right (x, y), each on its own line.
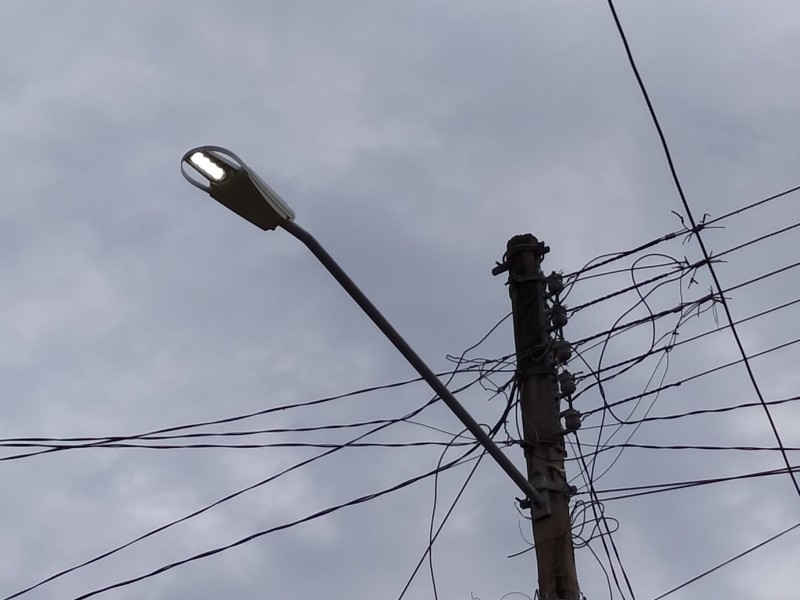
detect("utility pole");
top-left (495, 234), bottom-right (581, 600)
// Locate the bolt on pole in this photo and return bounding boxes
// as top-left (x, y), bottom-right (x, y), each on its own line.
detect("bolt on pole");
top-left (497, 234), bottom-right (581, 600)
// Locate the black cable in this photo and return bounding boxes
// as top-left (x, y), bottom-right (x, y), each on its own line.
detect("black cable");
top-left (0, 440), bottom-right (476, 451)
top-left (582, 335), bottom-right (800, 418)
top-left (574, 435), bottom-right (637, 600)
top-left (562, 182), bottom-right (800, 287)
top-left (703, 184), bottom-right (800, 227)
top-left (0, 417), bottom-right (419, 445)
top-left (562, 228), bottom-right (692, 284)
top-left (587, 394), bottom-right (800, 428)
top-left (575, 295), bottom-right (800, 388)
top-left (4, 397), bottom-right (438, 600)
top-left (568, 257), bottom-right (696, 482)
top-left (605, 0), bottom-right (800, 500)
top-left (651, 521), bottom-right (800, 600)
top-left (8, 318), bottom-right (518, 599)
top-left (723, 258), bottom-right (800, 296)
top-left (578, 253), bottom-right (689, 482)
top-left (396, 432), bottom-right (488, 600)
top-left (0, 369), bottom-right (496, 463)
top-left (571, 293), bottom-right (716, 349)
top-left (67, 443), bottom-right (482, 600)
top-left (714, 220), bottom-right (800, 260)
top-left (0, 374), bottom-right (446, 462)
top-left (568, 257), bottom-right (709, 314)
top-left (584, 442), bottom-right (800, 455)
top-left (589, 464), bottom-right (800, 502)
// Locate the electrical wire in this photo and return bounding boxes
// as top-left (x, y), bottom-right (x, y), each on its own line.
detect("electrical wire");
top-left (588, 464), bottom-right (800, 502)
top-left (651, 521), bottom-right (800, 600)
top-left (0, 368), bottom-right (497, 463)
top-left (7, 314), bottom-right (522, 599)
top-left (3, 397), bottom-right (438, 600)
top-left (561, 182), bottom-right (800, 293)
top-left (0, 374), bottom-right (445, 462)
top-left (573, 435), bottom-right (637, 600)
top-left (67, 442), bottom-right (483, 600)
top-left (584, 394), bottom-right (800, 429)
top-left (574, 295), bottom-right (800, 389)
top-left (703, 184), bottom-right (800, 228)
top-left (582, 334), bottom-right (800, 418)
top-left (396, 431), bottom-right (489, 600)
top-left (604, 0), bottom-right (800, 500)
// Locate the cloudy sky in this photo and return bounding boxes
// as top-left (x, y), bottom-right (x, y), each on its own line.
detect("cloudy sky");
top-left (2, 1), bottom-right (799, 599)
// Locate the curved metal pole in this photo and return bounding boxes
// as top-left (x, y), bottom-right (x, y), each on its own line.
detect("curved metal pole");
top-left (280, 220), bottom-right (546, 510)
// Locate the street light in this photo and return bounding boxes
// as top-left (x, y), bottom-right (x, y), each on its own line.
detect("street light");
top-left (181, 145), bottom-right (547, 512)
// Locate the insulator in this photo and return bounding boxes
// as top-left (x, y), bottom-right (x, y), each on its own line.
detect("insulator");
top-left (563, 408), bottom-right (582, 432)
top-left (558, 370), bottom-right (576, 396)
top-left (550, 304), bottom-right (568, 328)
top-left (547, 273), bottom-right (564, 295)
top-left (553, 340), bottom-right (572, 364)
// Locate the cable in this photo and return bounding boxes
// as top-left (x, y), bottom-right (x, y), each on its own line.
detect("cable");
top-left (723, 258), bottom-right (800, 296)
top-left (651, 521), bottom-right (800, 600)
top-left (703, 184), bottom-right (800, 227)
top-left (0, 440), bottom-right (477, 451)
top-left (0, 374), bottom-right (445, 462)
top-left (571, 293), bottom-right (716, 349)
top-left (562, 182), bottom-right (800, 290)
top-left (573, 435), bottom-right (637, 600)
top-left (67, 442), bottom-right (483, 600)
top-left (396, 432), bottom-right (488, 600)
top-left (582, 442), bottom-right (800, 455)
top-left (8, 318), bottom-right (520, 599)
top-left (589, 464), bottom-right (800, 502)
top-left (4, 397), bottom-right (438, 600)
top-left (605, 0), bottom-right (800, 500)
top-left (591, 394), bottom-right (800, 428)
top-left (714, 220), bottom-right (800, 260)
top-left (0, 368), bottom-right (497, 462)
top-left (568, 257), bottom-right (709, 314)
top-left (582, 335), bottom-right (800, 418)
top-left (575, 295), bottom-right (800, 388)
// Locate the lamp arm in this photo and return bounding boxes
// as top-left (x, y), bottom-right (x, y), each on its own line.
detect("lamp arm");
top-left (279, 219), bottom-right (547, 511)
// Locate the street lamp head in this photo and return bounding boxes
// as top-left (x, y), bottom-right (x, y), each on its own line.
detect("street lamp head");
top-left (181, 145), bottom-right (295, 231)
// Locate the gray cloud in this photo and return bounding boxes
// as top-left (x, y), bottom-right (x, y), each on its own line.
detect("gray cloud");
top-left (1, 2), bottom-right (799, 599)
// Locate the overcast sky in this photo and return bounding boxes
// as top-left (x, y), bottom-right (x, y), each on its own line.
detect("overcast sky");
top-left (2, 2), bottom-right (799, 600)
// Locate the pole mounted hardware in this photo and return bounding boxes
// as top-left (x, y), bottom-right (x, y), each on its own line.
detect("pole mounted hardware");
top-left (501, 233), bottom-right (582, 600)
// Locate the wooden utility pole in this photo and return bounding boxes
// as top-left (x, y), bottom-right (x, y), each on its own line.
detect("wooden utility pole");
top-left (499, 234), bottom-right (581, 600)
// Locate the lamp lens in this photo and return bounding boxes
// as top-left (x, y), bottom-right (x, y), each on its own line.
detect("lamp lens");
top-left (189, 152), bottom-right (227, 181)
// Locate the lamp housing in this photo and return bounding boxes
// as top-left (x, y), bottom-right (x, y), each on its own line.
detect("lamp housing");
top-left (181, 145), bottom-right (295, 231)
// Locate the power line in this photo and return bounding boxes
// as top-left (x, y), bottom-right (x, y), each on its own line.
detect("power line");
top-left (0, 375), bottom-right (437, 462)
top-left (0, 368), bottom-right (496, 463)
top-left (604, 0), bottom-right (800, 500)
top-left (583, 394), bottom-right (800, 429)
top-left (582, 335), bottom-right (800, 418)
top-left (581, 442), bottom-right (800, 456)
top-left (714, 220), bottom-right (800, 260)
top-left (0, 440), bottom-right (476, 451)
top-left (573, 436), bottom-right (637, 600)
top-left (4, 397), bottom-right (438, 600)
top-left (574, 295), bottom-right (800, 389)
top-left (67, 443), bottom-right (482, 600)
top-left (651, 521), bottom-right (800, 600)
top-left (562, 182), bottom-right (800, 289)
top-left (397, 432), bottom-right (489, 600)
top-left (568, 257), bottom-right (709, 315)
top-left (703, 184), bottom-right (800, 228)
top-left (589, 464), bottom-right (800, 502)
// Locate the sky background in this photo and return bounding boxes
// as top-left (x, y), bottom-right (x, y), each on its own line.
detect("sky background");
top-left (1, 2), bottom-right (799, 599)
